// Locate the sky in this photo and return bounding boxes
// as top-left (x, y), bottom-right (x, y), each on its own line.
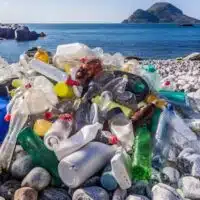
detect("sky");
top-left (0, 0), bottom-right (200, 23)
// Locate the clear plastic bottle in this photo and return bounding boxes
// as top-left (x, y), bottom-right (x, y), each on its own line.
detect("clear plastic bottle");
top-left (44, 114), bottom-right (73, 151)
top-left (184, 119), bottom-right (200, 133)
top-left (29, 59), bottom-right (68, 82)
top-left (140, 65), bottom-right (161, 91)
top-left (0, 99), bottom-right (29, 171)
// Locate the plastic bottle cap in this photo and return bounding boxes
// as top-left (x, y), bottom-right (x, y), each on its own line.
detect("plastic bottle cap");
top-left (65, 76), bottom-right (80, 86)
top-left (59, 114), bottom-right (73, 121)
top-left (44, 112), bottom-right (53, 120)
top-left (164, 81), bottom-right (171, 86)
top-left (4, 113), bottom-right (11, 122)
top-left (109, 136), bottom-right (119, 145)
top-left (144, 65), bottom-right (156, 73)
top-left (25, 83), bottom-right (32, 89)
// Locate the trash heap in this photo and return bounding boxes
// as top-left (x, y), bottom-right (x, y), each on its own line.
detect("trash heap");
top-left (0, 43), bottom-right (200, 200)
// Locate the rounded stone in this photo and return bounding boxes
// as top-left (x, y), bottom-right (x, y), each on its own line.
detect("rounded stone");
top-left (112, 188), bottom-right (127, 200)
top-left (126, 195), bottom-right (149, 200)
top-left (72, 186), bottom-right (109, 200)
top-left (0, 180), bottom-right (21, 200)
top-left (11, 155), bottom-right (34, 179)
top-left (21, 167), bottom-right (51, 191)
top-left (152, 183), bottom-right (184, 200)
top-left (179, 176), bottom-right (200, 199)
top-left (14, 187), bottom-right (38, 200)
top-left (39, 187), bottom-right (71, 200)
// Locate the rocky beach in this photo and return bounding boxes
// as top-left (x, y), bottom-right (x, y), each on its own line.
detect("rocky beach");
top-left (0, 50), bottom-right (199, 200)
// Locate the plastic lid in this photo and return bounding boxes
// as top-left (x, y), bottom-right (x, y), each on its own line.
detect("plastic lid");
top-left (59, 113), bottom-right (73, 121)
top-left (107, 107), bottom-right (124, 121)
top-left (109, 135), bottom-right (119, 145)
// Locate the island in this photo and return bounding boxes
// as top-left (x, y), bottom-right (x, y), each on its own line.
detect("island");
top-left (0, 24), bottom-right (46, 42)
top-left (122, 2), bottom-right (200, 24)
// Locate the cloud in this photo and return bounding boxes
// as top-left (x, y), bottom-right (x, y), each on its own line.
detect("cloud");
top-left (3, 0), bottom-right (9, 7)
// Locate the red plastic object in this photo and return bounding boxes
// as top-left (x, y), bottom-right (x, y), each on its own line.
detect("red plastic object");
top-left (164, 81), bottom-right (171, 86)
top-left (65, 76), bottom-right (80, 86)
top-left (109, 135), bottom-right (119, 145)
top-left (44, 112), bottom-right (53, 120)
top-left (4, 113), bottom-right (11, 122)
top-left (59, 113), bottom-right (73, 121)
top-left (25, 83), bottom-right (32, 89)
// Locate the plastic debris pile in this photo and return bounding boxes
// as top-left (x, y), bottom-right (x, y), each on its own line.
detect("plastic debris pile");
top-left (0, 43), bottom-right (199, 200)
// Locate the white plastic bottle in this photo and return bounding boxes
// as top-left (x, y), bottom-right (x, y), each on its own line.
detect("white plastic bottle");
top-left (44, 114), bottom-right (73, 151)
top-left (111, 148), bottom-right (132, 190)
top-left (58, 142), bottom-right (116, 188)
top-left (54, 122), bottom-right (103, 160)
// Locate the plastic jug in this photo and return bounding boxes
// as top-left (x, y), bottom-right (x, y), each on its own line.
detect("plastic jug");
top-left (108, 108), bottom-right (134, 152)
top-left (53, 122), bottom-right (103, 160)
top-left (34, 49), bottom-right (49, 63)
top-left (17, 127), bottom-right (61, 186)
top-left (132, 125), bottom-right (152, 181)
top-left (111, 148), bottom-right (132, 189)
top-left (58, 142), bottom-right (116, 188)
top-left (44, 114), bottom-right (73, 151)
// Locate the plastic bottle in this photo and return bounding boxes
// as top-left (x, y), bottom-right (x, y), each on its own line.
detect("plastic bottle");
top-left (152, 107), bottom-right (170, 170)
top-left (140, 65), bottom-right (161, 91)
top-left (58, 142), bottom-right (116, 188)
top-left (44, 114), bottom-right (73, 151)
top-left (17, 127), bottom-right (61, 186)
top-left (33, 119), bottom-right (52, 137)
top-left (92, 92), bottom-right (133, 118)
top-left (146, 94), bottom-right (167, 110)
top-left (53, 122), bottom-right (103, 160)
top-left (108, 108), bottom-right (134, 152)
top-left (29, 59), bottom-right (68, 82)
top-left (132, 125), bottom-right (152, 181)
top-left (34, 49), bottom-right (49, 63)
top-left (131, 103), bottom-right (156, 126)
top-left (0, 97), bottom-right (9, 142)
top-left (100, 165), bottom-right (118, 191)
top-left (111, 148), bottom-right (132, 189)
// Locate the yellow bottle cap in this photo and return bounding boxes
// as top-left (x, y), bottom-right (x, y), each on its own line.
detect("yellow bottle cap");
top-left (34, 119), bottom-right (52, 137)
top-left (54, 82), bottom-right (74, 98)
top-left (64, 63), bottom-right (71, 73)
top-left (12, 79), bottom-right (23, 88)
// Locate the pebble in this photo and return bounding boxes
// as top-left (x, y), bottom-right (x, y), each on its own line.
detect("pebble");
top-left (192, 158), bottom-right (200, 178)
top-left (152, 183), bottom-right (184, 200)
top-left (0, 197), bottom-right (5, 200)
top-left (160, 167), bottom-right (180, 187)
top-left (14, 187), bottom-right (38, 200)
top-left (82, 176), bottom-right (101, 187)
top-left (39, 187), bottom-right (71, 200)
top-left (128, 181), bottom-right (151, 199)
top-left (12, 145), bottom-right (27, 162)
top-left (21, 167), bottom-right (51, 191)
top-left (126, 195), bottom-right (149, 200)
top-left (179, 176), bottom-right (200, 199)
top-left (0, 180), bottom-right (21, 200)
top-left (72, 186), bottom-right (109, 200)
top-left (11, 155), bottom-right (34, 179)
top-left (112, 188), bottom-right (127, 200)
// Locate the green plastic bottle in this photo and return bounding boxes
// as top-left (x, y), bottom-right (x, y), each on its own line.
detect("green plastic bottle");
top-left (149, 108), bottom-right (162, 134)
top-left (17, 127), bottom-right (61, 186)
top-left (132, 125), bottom-right (152, 181)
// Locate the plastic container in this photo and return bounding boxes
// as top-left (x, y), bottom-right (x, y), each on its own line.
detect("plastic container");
top-left (111, 149), bottom-right (132, 189)
top-left (58, 142), bottom-right (116, 188)
top-left (54, 122), bottom-right (103, 160)
top-left (17, 127), bottom-right (61, 186)
top-left (132, 125), bottom-right (152, 181)
top-left (29, 59), bottom-right (68, 82)
top-left (140, 65), bottom-right (161, 91)
top-left (44, 114), bottom-right (73, 151)
top-left (108, 108), bottom-right (134, 152)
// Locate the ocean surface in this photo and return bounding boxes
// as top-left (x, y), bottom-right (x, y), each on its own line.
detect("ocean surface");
top-left (1, 23), bottom-right (200, 63)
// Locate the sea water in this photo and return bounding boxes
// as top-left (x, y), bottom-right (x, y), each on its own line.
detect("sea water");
top-left (0, 23), bottom-right (200, 63)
